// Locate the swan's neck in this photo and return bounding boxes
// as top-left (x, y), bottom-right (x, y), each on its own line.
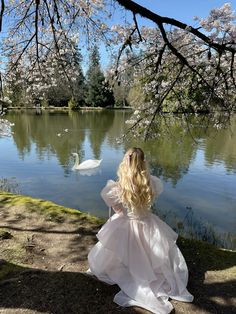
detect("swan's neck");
top-left (75, 154), bottom-right (80, 165)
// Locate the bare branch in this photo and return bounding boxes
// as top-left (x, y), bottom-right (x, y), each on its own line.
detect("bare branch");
top-left (230, 52), bottom-right (236, 89)
top-left (133, 13), bottom-right (142, 42)
top-left (9, 34), bottom-right (36, 72)
top-left (0, 0), bottom-right (4, 32)
top-left (35, 0), bottom-right (40, 61)
top-left (157, 21), bottom-right (215, 92)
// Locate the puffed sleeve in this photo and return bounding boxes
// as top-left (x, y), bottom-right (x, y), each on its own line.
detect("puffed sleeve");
top-left (101, 180), bottom-right (123, 213)
top-left (150, 175), bottom-right (163, 198)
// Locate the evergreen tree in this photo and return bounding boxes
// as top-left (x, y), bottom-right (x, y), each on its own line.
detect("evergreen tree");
top-left (86, 46), bottom-right (114, 107)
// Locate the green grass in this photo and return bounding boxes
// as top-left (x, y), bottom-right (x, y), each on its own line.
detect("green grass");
top-left (178, 237), bottom-right (236, 273)
top-left (0, 191), bottom-right (104, 225)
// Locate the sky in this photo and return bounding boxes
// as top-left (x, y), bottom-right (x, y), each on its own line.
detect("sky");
top-left (1, 1), bottom-right (235, 71)
top-left (133, 0), bottom-right (236, 25)
top-left (98, 0), bottom-right (236, 68)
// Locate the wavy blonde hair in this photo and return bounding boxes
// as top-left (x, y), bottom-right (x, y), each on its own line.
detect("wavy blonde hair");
top-left (117, 147), bottom-right (154, 216)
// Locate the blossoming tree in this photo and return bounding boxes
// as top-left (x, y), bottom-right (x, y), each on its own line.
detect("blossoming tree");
top-left (0, 0), bottom-right (235, 138)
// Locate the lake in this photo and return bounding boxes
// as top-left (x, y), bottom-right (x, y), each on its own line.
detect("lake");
top-left (1, 110), bottom-right (236, 249)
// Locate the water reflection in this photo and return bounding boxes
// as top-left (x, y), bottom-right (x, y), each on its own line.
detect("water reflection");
top-left (126, 137), bottom-right (197, 187)
top-left (2, 110), bottom-right (236, 249)
top-left (204, 117), bottom-right (236, 173)
top-left (76, 167), bottom-right (102, 176)
top-left (153, 205), bottom-right (236, 250)
top-left (7, 110), bottom-right (115, 167)
top-left (0, 177), bottom-right (20, 194)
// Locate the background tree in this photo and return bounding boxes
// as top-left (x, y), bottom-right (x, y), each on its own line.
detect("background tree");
top-left (107, 50), bottom-right (136, 107)
top-left (4, 39), bottom-right (86, 107)
top-left (0, 0), bottom-right (235, 137)
top-left (86, 46), bottom-right (114, 107)
top-left (44, 42), bottom-right (86, 107)
top-left (4, 60), bottom-right (26, 107)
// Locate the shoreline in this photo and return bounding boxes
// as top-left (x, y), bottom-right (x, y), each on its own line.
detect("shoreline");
top-left (5, 106), bottom-right (132, 111)
top-left (0, 191), bottom-right (236, 313)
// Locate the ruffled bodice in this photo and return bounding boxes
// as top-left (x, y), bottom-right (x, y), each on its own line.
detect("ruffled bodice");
top-left (100, 175), bottom-right (163, 219)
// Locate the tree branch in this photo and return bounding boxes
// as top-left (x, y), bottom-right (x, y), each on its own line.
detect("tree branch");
top-left (115, 0), bottom-right (235, 54)
top-left (0, 0), bottom-right (4, 32)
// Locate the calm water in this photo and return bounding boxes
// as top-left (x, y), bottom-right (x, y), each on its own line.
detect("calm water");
top-left (1, 110), bottom-right (236, 249)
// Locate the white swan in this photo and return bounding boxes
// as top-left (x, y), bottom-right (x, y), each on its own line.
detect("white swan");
top-left (72, 153), bottom-right (102, 170)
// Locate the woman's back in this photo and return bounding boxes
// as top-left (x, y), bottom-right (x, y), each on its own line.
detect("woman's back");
top-left (101, 175), bottom-right (163, 219)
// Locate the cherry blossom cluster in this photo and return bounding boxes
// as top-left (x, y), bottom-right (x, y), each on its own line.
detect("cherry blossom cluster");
top-left (194, 3), bottom-right (236, 44)
top-left (111, 4), bottom-right (236, 139)
top-left (4, 39), bottom-right (82, 104)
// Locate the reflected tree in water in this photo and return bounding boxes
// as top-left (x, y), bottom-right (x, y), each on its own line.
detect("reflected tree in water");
top-left (106, 110), bottom-right (131, 149)
top-left (7, 112), bottom-right (32, 159)
top-left (7, 112), bottom-right (86, 170)
top-left (87, 111), bottom-right (115, 159)
top-left (152, 204), bottom-right (235, 250)
top-left (6, 110), bottom-right (115, 170)
top-left (124, 116), bottom-right (198, 185)
top-left (204, 116), bottom-right (236, 173)
top-left (7, 111), bottom-right (236, 181)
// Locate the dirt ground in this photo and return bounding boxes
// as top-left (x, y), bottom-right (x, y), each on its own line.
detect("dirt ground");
top-left (0, 192), bottom-right (235, 314)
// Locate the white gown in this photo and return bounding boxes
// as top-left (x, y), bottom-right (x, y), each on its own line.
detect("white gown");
top-left (88, 176), bottom-right (193, 314)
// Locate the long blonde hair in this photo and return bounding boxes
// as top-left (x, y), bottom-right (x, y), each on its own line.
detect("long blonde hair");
top-left (117, 147), bottom-right (154, 216)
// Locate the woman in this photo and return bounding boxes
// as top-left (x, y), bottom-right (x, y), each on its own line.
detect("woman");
top-left (88, 147), bottom-right (193, 314)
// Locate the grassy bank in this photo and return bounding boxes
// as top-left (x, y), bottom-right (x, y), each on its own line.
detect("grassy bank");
top-left (0, 191), bottom-right (103, 225)
top-left (0, 191), bottom-right (104, 279)
top-left (0, 191), bottom-right (235, 314)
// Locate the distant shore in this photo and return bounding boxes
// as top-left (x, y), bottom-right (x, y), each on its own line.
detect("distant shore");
top-left (6, 106), bottom-right (132, 111)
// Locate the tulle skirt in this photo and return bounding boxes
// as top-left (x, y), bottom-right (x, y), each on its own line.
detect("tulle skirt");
top-left (88, 212), bottom-right (193, 314)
